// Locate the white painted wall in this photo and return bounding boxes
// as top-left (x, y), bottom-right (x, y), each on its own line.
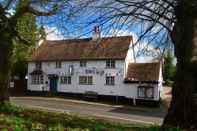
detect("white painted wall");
top-left (27, 59), bottom-right (161, 101)
top-left (124, 42), bottom-right (135, 78)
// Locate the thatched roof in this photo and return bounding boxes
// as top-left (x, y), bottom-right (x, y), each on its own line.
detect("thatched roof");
top-left (30, 36), bottom-right (132, 61)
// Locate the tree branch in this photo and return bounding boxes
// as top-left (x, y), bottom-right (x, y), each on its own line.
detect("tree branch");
top-left (27, 6), bottom-right (56, 16)
top-left (4, 0), bottom-right (14, 10)
top-left (14, 29), bottom-right (31, 45)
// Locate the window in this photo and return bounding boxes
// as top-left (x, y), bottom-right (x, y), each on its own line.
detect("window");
top-left (106, 60), bottom-right (115, 68)
top-left (56, 61), bottom-right (62, 68)
top-left (80, 61), bottom-right (87, 67)
top-left (35, 62), bottom-right (42, 70)
top-left (106, 76), bottom-right (115, 85)
top-left (79, 76), bottom-right (93, 85)
top-left (60, 76), bottom-right (71, 84)
top-left (138, 86), bottom-right (154, 98)
top-left (31, 75), bottom-right (44, 85)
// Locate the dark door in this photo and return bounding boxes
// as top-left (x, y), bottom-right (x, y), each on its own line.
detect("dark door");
top-left (49, 77), bottom-right (58, 92)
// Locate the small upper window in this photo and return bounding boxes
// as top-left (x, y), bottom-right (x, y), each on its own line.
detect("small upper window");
top-left (35, 62), bottom-right (42, 70)
top-left (106, 60), bottom-right (115, 68)
top-left (56, 61), bottom-right (62, 68)
top-left (80, 61), bottom-right (87, 67)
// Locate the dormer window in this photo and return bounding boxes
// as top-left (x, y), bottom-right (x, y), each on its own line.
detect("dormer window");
top-left (80, 61), bottom-right (87, 67)
top-left (35, 62), bottom-right (42, 70)
top-left (106, 60), bottom-right (115, 68)
top-left (56, 61), bottom-right (62, 68)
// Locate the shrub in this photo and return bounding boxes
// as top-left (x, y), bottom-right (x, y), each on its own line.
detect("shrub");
top-left (165, 79), bottom-right (174, 87)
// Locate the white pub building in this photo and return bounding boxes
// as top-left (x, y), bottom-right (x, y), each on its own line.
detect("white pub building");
top-left (27, 27), bottom-right (163, 105)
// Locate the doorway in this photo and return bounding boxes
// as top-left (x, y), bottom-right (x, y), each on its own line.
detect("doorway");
top-left (49, 75), bottom-right (58, 93)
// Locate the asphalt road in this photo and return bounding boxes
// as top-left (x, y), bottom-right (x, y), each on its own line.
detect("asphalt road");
top-left (11, 97), bottom-right (165, 125)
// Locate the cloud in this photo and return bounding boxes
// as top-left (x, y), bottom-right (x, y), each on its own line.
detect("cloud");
top-left (107, 29), bottom-right (161, 62)
top-left (6, 9), bottom-right (15, 17)
top-left (44, 26), bottom-right (65, 40)
top-left (108, 29), bottom-right (139, 43)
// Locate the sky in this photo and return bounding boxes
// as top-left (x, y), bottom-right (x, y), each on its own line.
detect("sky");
top-left (1, 0), bottom-right (176, 64)
top-left (33, 0), bottom-right (174, 63)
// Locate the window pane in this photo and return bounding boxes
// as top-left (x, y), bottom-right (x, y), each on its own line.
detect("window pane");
top-left (79, 76), bottom-right (84, 84)
top-left (88, 76), bottom-right (93, 85)
top-left (31, 76), bottom-right (35, 84)
top-left (80, 61), bottom-right (86, 67)
top-left (106, 60), bottom-right (115, 68)
top-left (138, 87), bottom-right (145, 98)
top-left (146, 88), bottom-right (154, 98)
top-left (111, 60), bottom-right (115, 68)
top-left (36, 62), bottom-right (42, 70)
top-left (106, 76), bottom-right (115, 85)
top-left (106, 60), bottom-right (110, 68)
top-left (138, 86), bottom-right (154, 98)
top-left (79, 76), bottom-right (93, 85)
top-left (36, 75), bottom-right (38, 84)
top-left (111, 76), bottom-right (115, 85)
top-left (56, 61), bottom-right (62, 68)
top-left (60, 76), bottom-right (64, 84)
top-left (68, 76), bottom-right (71, 84)
top-left (31, 75), bottom-right (43, 85)
top-left (61, 76), bottom-right (71, 84)
top-left (106, 77), bottom-right (109, 85)
top-left (40, 75), bottom-right (44, 84)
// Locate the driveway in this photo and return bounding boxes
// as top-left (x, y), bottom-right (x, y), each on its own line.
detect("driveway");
top-left (11, 97), bottom-right (166, 125)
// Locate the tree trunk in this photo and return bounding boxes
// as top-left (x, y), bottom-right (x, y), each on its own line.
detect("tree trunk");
top-left (163, 1), bottom-right (197, 129)
top-left (0, 35), bottom-right (13, 104)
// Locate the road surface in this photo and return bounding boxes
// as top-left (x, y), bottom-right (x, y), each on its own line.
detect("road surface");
top-left (11, 97), bottom-right (165, 125)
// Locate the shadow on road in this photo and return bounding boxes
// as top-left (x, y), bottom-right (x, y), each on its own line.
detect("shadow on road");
top-left (109, 106), bottom-right (166, 118)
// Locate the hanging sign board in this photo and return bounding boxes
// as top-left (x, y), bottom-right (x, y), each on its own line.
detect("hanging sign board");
top-left (10, 82), bottom-right (14, 88)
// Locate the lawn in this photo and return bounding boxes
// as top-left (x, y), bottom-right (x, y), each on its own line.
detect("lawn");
top-left (0, 103), bottom-right (179, 131)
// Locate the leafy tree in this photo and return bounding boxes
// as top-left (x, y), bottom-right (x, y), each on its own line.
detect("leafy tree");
top-left (0, 0), bottom-right (66, 103)
top-left (12, 13), bottom-right (36, 79)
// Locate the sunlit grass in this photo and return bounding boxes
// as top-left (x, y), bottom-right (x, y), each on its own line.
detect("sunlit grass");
top-left (0, 103), bottom-right (180, 131)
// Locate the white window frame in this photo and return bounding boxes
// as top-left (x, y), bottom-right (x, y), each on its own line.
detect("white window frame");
top-left (80, 61), bottom-right (87, 67)
top-left (106, 76), bottom-right (115, 85)
top-left (56, 61), bottom-right (62, 68)
top-left (35, 62), bottom-right (42, 70)
top-left (138, 86), bottom-right (154, 99)
top-left (79, 76), bottom-right (93, 85)
top-left (60, 76), bottom-right (71, 84)
top-left (106, 60), bottom-right (115, 68)
top-left (31, 75), bottom-right (44, 85)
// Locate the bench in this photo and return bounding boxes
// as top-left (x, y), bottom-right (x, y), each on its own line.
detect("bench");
top-left (83, 91), bottom-right (98, 101)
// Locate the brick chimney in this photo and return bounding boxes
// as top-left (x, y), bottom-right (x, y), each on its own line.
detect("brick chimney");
top-left (92, 26), bottom-right (101, 41)
top-left (35, 35), bottom-right (44, 49)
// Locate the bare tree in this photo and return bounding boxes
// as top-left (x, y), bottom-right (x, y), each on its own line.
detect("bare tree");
top-left (66, 0), bottom-right (197, 129)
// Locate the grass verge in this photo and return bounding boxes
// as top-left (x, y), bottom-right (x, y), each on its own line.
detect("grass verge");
top-left (0, 103), bottom-right (179, 131)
